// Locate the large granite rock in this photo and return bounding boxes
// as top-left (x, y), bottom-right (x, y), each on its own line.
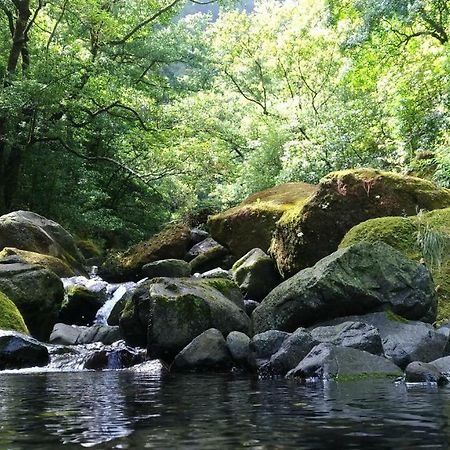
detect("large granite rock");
top-left (286, 343), bottom-right (402, 380)
top-left (0, 210), bottom-right (85, 274)
top-left (252, 241), bottom-right (437, 334)
top-left (120, 277), bottom-right (250, 360)
top-left (172, 328), bottom-right (232, 371)
top-left (208, 182), bottom-right (317, 259)
top-left (270, 169), bottom-right (450, 277)
top-left (0, 330), bottom-right (49, 369)
top-left (232, 248), bottom-right (281, 301)
top-left (0, 261), bottom-right (64, 341)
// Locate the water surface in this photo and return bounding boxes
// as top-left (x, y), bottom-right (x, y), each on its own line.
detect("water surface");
top-left (1, 371), bottom-right (449, 449)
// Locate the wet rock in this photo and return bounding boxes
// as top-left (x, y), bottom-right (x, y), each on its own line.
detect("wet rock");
top-left (405, 361), bottom-right (448, 385)
top-left (232, 248), bottom-right (281, 301)
top-left (262, 328), bottom-right (319, 375)
top-left (0, 330), bottom-right (49, 369)
top-left (250, 330), bottom-right (290, 361)
top-left (50, 323), bottom-right (121, 345)
top-left (0, 262), bottom-right (64, 341)
top-left (310, 322), bottom-right (383, 355)
top-left (429, 356), bottom-right (450, 373)
top-left (227, 331), bottom-right (252, 368)
top-left (142, 259), bottom-right (191, 279)
top-left (120, 277), bottom-right (250, 360)
top-left (83, 347), bottom-right (144, 370)
top-left (286, 343), bottom-right (402, 380)
top-left (253, 241), bottom-right (437, 334)
top-left (172, 328), bottom-right (232, 371)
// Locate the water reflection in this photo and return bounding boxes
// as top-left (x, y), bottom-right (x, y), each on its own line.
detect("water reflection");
top-left (1, 371), bottom-right (450, 449)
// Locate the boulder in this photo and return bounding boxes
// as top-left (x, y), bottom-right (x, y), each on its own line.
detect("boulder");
top-left (188, 238), bottom-right (233, 273)
top-left (226, 331), bottom-right (252, 368)
top-left (340, 208), bottom-right (450, 324)
top-left (250, 330), bottom-right (290, 361)
top-left (232, 249), bottom-right (281, 301)
top-left (208, 182), bottom-right (317, 259)
top-left (262, 328), bottom-right (319, 375)
top-left (244, 300), bottom-right (259, 316)
top-left (172, 328), bottom-right (232, 371)
top-left (270, 169), bottom-right (450, 277)
top-left (49, 323), bottom-right (121, 345)
top-left (190, 228), bottom-right (209, 245)
top-left (198, 268), bottom-right (231, 280)
top-left (0, 261), bottom-right (64, 341)
top-left (318, 312), bottom-right (450, 369)
top-left (59, 285), bottom-right (105, 326)
top-left (405, 361), bottom-right (448, 385)
top-left (430, 356), bottom-right (450, 373)
top-left (252, 241), bottom-right (437, 334)
top-left (200, 278), bottom-right (244, 309)
top-left (120, 277), bottom-right (250, 359)
top-left (142, 259), bottom-right (191, 279)
top-left (310, 321), bottom-right (383, 355)
top-left (0, 248), bottom-right (75, 277)
top-left (0, 330), bottom-right (49, 369)
top-left (99, 223), bottom-right (192, 282)
top-left (286, 343), bottom-right (402, 380)
top-left (0, 210), bottom-right (85, 274)
top-left (0, 290), bottom-right (28, 334)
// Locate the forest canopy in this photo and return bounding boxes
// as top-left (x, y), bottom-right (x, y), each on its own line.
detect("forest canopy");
top-left (1, 0), bottom-right (449, 246)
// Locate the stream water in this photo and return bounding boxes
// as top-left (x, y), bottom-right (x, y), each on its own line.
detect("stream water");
top-left (1, 370), bottom-right (450, 449)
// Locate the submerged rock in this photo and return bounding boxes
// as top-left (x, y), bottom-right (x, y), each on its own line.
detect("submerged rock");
top-left (0, 210), bottom-right (85, 274)
top-left (0, 330), bottom-right (49, 369)
top-left (0, 261), bottom-right (64, 341)
top-left (120, 277), bottom-right (250, 360)
top-left (232, 248), bottom-right (281, 301)
top-left (253, 241), bottom-right (437, 334)
top-left (208, 182), bottom-right (317, 259)
top-left (172, 328), bottom-right (232, 371)
top-left (286, 343), bottom-right (402, 380)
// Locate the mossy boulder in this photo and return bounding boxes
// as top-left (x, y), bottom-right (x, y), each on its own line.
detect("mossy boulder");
top-left (0, 291), bottom-right (28, 334)
top-left (0, 262), bottom-right (64, 341)
top-left (0, 247), bottom-right (75, 277)
top-left (100, 223), bottom-right (192, 282)
top-left (120, 277), bottom-right (250, 360)
top-left (270, 169), bottom-right (450, 277)
top-left (0, 210), bottom-right (85, 274)
top-left (252, 241), bottom-right (437, 334)
top-left (340, 208), bottom-right (450, 324)
top-left (75, 238), bottom-right (103, 260)
top-left (208, 182), bottom-right (317, 259)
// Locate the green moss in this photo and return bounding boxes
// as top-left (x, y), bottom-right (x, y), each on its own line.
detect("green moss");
top-left (334, 372), bottom-right (401, 382)
top-left (201, 278), bottom-right (238, 294)
top-left (385, 309), bottom-right (410, 324)
top-left (75, 238), bottom-right (103, 259)
top-left (340, 208), bottom-right (450, 324)
top-left (0, 291), bottom-right (29, 334)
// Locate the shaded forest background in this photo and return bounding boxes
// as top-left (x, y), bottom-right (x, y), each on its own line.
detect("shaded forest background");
top-left (1, 0), bottom-right (449, 248)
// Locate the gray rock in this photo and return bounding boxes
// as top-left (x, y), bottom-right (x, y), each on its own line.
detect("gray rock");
top-left (188, 238), bottom-right (234, 272)
top-left (190, 228), bottom-right (209, 245)
top-left (50, 323), bottom-right (121, 345)
top-left (286, 343), bottom-right (402, 380)
top-left (405, 361), bottom-right (448, 385)
top-left (226, 331), bottom-right (251, 367)
top-left (310, 321), bottom-right (383, 355)
top-left (263, 328), bottom-right (319, 375)
top-left (186, 237), bottom-right (225, 262)
top-left (83, 347), bottom-right (144, 370)
top-left (142, 259), bottom-right (191, 279)
top-left (317, 312), bottom-right (449, 369)
top-left (0, 330), bottom-right (49, 369)
top-left (199, 268), bottom-right (231, 280)
top-left (429, 356), bottom-right (450, 373)
top-left (232, 249), bottom-right (281, 301)
top-left (244, 300), bottom-right (259, 316)
top-left (120, 277), bottom-right (250, 360)
top-left (172, 328), bottom-right (232, 371)
top-left (250, 330), bottom-right (290, 360)
top-left (253, 242), bottom-right (437, 334)
top-left (0, 262), bottom-right (64, 341)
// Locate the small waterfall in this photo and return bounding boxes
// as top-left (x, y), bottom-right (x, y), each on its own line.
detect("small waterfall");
top-left (95, 283), bottom-right (135, 325)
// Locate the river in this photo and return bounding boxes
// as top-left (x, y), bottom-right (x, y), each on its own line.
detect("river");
top-left (0, 370), bottom-right (449, 449)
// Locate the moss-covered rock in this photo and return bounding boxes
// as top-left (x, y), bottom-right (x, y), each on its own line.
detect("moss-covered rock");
top-left (0, 210), bottom-right (85, 274)
top-left (120, 277), bottom-right (250, 361)
top-left (0, 291), bottom-right (28, 334)
top-left (75, 238), bottom-right (103, 260)
top-left (100, 223), bottom-right (192, 282)
top-left (208, 182), bottom-right (317, 259)
top-left (340, 208), bottom-right (450, 324)
top-left (270, 169), bottom-right (450, 277)
top-left (0, 261), bottom-right (64, 341)
top-left (0, 247), bottom-right (75, 277)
